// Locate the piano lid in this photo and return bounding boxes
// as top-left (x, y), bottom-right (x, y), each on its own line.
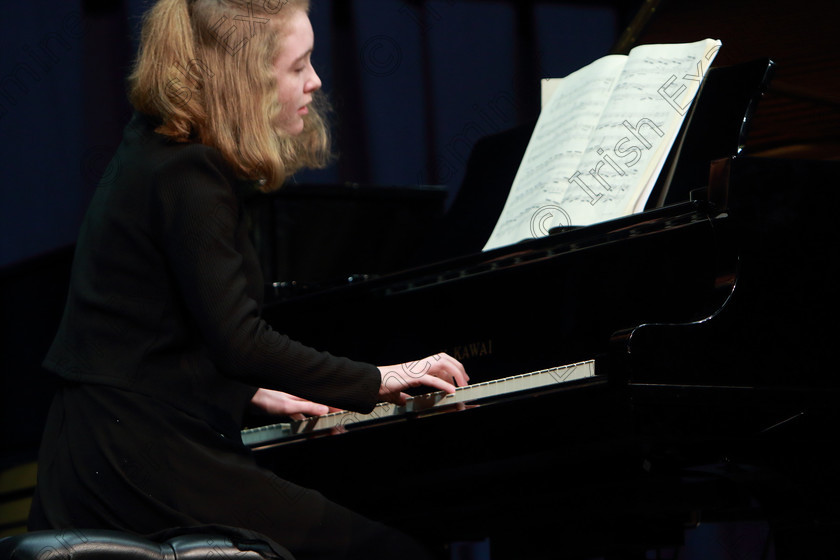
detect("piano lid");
top-left (613, 0), bottom-right (840, 159)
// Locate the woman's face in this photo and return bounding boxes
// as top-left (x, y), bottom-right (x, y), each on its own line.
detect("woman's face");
top-left (273, 9), bottom-right (321, 136)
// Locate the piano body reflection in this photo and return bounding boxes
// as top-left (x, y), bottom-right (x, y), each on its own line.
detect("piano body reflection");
top-left (240, 10), bottom-right (840, 558)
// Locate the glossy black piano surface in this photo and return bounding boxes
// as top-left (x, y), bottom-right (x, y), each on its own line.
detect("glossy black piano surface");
top-left (246, 155), bottom-right (840, 558)
top-left (261, 197), bottom-right (725, 380)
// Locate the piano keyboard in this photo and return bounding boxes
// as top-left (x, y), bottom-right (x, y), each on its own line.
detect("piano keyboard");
top-left (241, 359), bottom-right (596, 448)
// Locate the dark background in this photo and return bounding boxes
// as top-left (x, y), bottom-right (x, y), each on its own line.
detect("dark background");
top-left (0, 0), bottom-right (628, 270)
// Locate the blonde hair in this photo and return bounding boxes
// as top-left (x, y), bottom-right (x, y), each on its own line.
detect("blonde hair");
top-left (128, 0), bottom-right (330, 191)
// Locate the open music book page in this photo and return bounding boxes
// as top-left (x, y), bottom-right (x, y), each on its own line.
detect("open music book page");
top-left (483, 38), bottom-right (721, 252)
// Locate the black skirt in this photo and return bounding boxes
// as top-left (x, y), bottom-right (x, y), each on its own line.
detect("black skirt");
top-left (28, 383), bottom-right (435, 560)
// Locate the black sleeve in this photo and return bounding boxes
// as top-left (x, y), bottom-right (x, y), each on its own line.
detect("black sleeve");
top-left (153, 145), bottom-right (381, 412)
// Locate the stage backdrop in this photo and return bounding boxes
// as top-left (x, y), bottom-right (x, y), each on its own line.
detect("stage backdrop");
top-left (0, 0), bottom-right (620, 268)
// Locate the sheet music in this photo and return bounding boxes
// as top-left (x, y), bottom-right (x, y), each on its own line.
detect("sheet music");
top-left (483, 39), bottom-right (721, 252)
top-left (564, 41), bottom-right (721, 224)
top-left (483, 55), bottom-right (626, 251)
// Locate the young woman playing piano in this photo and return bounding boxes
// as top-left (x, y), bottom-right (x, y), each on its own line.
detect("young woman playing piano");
top-left (27, 1), bottom-right (467, 558)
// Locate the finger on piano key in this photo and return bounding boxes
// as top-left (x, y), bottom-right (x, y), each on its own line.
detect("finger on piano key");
top-left (241, 360), bottom-right (595, 448)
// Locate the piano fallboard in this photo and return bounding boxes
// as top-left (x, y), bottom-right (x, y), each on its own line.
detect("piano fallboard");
top-left (260, 200), bottom-right (732, 388)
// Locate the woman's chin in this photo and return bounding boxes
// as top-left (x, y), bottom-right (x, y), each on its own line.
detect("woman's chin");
top-left (276, 118), bottom-right (305, 137)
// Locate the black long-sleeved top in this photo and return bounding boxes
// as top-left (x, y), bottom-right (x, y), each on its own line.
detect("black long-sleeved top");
top-left (43, 112), bottom-right (380, 435)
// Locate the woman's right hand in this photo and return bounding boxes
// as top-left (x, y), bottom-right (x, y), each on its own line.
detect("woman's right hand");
top-left (377, 353), bottom-right (468, 405)
top-left (250, 388), bottom-right (340, 420)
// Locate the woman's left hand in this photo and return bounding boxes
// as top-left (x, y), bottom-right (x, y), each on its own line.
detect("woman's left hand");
top-left (250, 388), bottom-right (339, 420)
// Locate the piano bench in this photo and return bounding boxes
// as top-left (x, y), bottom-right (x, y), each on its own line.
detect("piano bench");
top-left (0, 529), bottom-right (294, 560)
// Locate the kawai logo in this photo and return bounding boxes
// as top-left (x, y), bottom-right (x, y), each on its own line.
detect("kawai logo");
top-left (445, 339), bottom-right (494, 361)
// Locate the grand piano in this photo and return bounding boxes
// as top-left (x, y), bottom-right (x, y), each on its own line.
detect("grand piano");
top-left (239, 2), bottom-right (840, 558)
top-left (2, 0), bottom-right (836, 556)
